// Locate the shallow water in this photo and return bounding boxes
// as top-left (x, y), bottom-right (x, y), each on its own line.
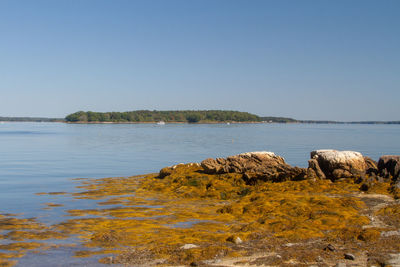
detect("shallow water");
top-left (0, 122), bottom-right (399, 265)
top-left (1, 122), bottom-right (399, 215)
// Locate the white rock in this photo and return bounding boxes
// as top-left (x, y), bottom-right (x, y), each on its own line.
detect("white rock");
top-left (311, 150), bottom-right (364, 164)
top-left (180, 244), bottom-right (199, 249)
top-left (234, 236), bottom-right (242, 244)
top-left (310, 149), bottom-right (367, 179)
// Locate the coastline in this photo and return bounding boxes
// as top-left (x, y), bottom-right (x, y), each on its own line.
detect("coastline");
top-left (2, 120), bottom-right (399, 125)
top-left (1, 151), bottom-right (399, 266)
top-left (64, 120), bottom-right (266, 124)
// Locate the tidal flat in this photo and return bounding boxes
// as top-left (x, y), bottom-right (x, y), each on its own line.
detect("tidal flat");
top-left (1, 162), bottom-right (400, 266)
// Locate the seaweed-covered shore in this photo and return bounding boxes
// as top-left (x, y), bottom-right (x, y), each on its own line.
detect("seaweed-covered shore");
top-left (1, 151), bottom-right (400, 266)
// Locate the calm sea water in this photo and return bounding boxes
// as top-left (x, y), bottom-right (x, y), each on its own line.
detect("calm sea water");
top-left (0, 122), bottom-right (399, 217)
top-left (0, 122), bottom-right (399, 265)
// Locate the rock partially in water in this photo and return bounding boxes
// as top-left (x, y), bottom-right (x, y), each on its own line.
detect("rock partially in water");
top-left (309, 150), bottom-right (367, 180)
top-left (201, 151), bottom-right (307, 183)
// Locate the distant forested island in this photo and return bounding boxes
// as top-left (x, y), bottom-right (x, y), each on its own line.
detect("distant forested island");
top-left (65, 110), bottom-right (266, 123)
top-left (64, 110), bottom-right (400, 124)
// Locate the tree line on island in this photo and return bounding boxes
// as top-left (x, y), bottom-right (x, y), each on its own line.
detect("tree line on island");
top-left (63, 110), bottom-right (400, 124)
top-left (64, 110), bottom-right (275, 123)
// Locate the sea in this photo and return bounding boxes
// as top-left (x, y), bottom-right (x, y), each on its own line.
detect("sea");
top-left (0, 122), bottom-right (399, 265)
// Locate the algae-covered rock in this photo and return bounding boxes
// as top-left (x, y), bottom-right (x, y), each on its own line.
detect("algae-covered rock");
top-left (309, 150), bottom-right (367, 180)
top-left (201, 151), bottom-right (307, 183)
top-left (158, 166), bottom-right (173, 179)
top-left (378, 155), bottom-right (400, 181)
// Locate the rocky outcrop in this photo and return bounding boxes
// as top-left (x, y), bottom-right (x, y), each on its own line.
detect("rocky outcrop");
top-left (308, 150), bottom-right (367, 180)
top-left (378, 155), bottom-right (400, 181)
top-left (158, 151), bottom-right (400, 190)
top-left (308, 158), bottom-right (326, 179)
top-left (158, 163), bottom-right (200, 179)
top-left (364, 156), bottom-right (379, 175)
top-left (201, 151), bottom-right (307, 183)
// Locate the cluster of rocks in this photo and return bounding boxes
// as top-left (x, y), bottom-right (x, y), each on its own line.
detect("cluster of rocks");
top-left (201, 151), bottom-right (307, 184)
top-left (158, 150), bottom-right (400, 191)
top-left (308, 150), bottom-right (400, 191)
top-left (195, 150), bottom-right (400, 189)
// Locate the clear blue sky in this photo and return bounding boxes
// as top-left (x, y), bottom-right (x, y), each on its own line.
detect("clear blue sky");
top-left (1, 0), bottom-right (399, 121)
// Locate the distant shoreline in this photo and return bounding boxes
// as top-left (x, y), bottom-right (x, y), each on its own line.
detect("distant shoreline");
top-left (1, 120), bottom-right (400, 125)
top-left (64, 120), bottom-right (264, 124)
top-left (1, 110), bottom-right (399, 125)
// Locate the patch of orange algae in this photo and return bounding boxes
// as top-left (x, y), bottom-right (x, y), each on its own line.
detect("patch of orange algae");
top-left (2, 230), bottom-right (66, 241)
top-left (0, 215), bottom-right (69, 265)
top-left (0, 242), bottom-right (42, 251)
top-left (45, 163), bottom-right (387, 265)
top-left (72, 175), bottom-right (145, 199)
top-left (377, 204), bottom-right (400, 228)
top-left (0, 259), bottom-right (17, 267)
top-left (0, 217), bottom-right (45, 231)
top-left (3, 163), bottom-right (398, 266)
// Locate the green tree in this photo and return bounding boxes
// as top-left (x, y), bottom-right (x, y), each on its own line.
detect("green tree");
top-left (186, 113), bottom-right (201, 123)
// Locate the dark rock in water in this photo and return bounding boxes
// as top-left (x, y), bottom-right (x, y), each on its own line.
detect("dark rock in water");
top-left (344, 253), bottom-right (355, 260)
top-left (309, 150), bottom-right (367, 180)
top-left (201, 152), bottom-right (307, 183)
top-left (378, 155), bottom-right (400, 181)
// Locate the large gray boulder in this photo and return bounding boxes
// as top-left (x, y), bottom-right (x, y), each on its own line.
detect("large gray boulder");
top-left (201, 151), bottom-right (307, 183)
top-left (308, 150), bottom-right (367, 180)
